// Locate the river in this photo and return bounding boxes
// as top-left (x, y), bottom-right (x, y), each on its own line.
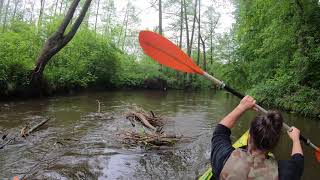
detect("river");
top-left (0, 90), bottom-right (319, 179)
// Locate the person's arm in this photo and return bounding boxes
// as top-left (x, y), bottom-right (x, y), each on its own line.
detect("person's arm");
top-left (211, 95), bottom-right (256, 179)
top-left (287, 127), bottom-right (303, 156)
top-left (211, 124), bottom-right (235, 179)
top-left (219, 95), bottom-right (256, 129)
top-left (278, 127), bottom-right (304, 180)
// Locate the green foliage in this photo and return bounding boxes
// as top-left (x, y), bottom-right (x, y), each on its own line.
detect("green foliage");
top-left (228, 0), bottom-right (320, 116)
top-left (0, 21), bottom-right (41, 95)
top-left (0, 19), bottom-right (144, 94)
top-left (117, 55), bottom-right (161, 87)
top-left (45, 27), bottom-right (123, 90)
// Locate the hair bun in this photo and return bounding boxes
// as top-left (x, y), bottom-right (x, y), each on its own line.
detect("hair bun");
top-left (249, 110), bottom-right (284, 151)
top-left (267, 111), bottom-right (283, 130)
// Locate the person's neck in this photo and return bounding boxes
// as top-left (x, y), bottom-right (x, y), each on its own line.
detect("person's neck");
top-left (247, 140), bottom-right (267, 158)
top-left (249, 148), bottom-right (266, 157)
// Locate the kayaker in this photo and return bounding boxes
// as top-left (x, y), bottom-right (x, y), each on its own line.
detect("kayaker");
top-left (211, 95), bottom-right (304, 180)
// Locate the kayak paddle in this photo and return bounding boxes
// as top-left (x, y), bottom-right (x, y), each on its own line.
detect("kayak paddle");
top-left (138, 30), bottom-right (320, 162)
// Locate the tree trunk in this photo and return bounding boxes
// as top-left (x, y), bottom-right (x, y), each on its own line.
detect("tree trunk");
top-left (159, 0), bottom-right (163, 71)
top-left (21, 0), bottom-right (26, 21)
top-left (197, 0), bottom-right (200, 65)
top-left (183, 0), bottom-right (190, 55)
top-left (177, 0), bottom-right (184, 78)
top-left (179, 0), bottom-right (183, 48)
top-left (30, 0), bottom-right (92, 92)
top-left (38, 0), bottom-right (45, 29)
top-left (12, 0), bottom-right (19, 20)
top-left (2, 0), bottom-right (10, 32)
top-left (94, 0), bottom-right (100, 33)
top-left (54, 0), bottom-right (59, 16)
top-left (208, 14), bottom-right (219, 64)
top-left (104, 1), bottom-right (113, 36)
top-left (59, 0), bottom-right (64, 14)
top-left (210, 30), bottom-right (213, 64)
top-left (118, 3), bottom-right (128, 46)
top-left (122, 12), bottom-right (129, 51)
top-left (30, 0), bottom-right (35, 23)
top-left (200, 36), bottom-right (206, 71)
top-left (0, 0), bottom-right (4, 19)
top-left (63, 0), bottom-right (69, 15)
top-left (159, 0), bottom-right (162, 35)
top-left (189, 0), bottom-right (198, 56)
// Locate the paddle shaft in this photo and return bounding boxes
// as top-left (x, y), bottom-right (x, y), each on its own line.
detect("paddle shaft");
top-left (203, 72), bottom-right (319, 151)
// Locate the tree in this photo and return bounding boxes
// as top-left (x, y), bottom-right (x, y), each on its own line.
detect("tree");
top-left (159, 0), bottom-right (163, 35)
top-left (2, 0), bottom-right (10, 32)
top-left (59, 0), bottom-right (64, 14)
top-left (38, 0), bottom-right (45, 29)
top-left (189, 0), bottom-right (198, 56)
top-left (117, 2), bottom-right (140, 52)
top-left (230, 0), bottom-right (320, 115)
top-left (183, 0), bottom-right (190, 54)
top-left (31, 0), bottom-right (92, 89)
top-left (179, 0), bottom-right (183, 48)
top-left (12, 0), bottom-right (19, 20)
top-left (102, 0), bottom-right (115, 37)
top-left (94, 0), bottom-right (100, 33)
top-left (0, 0), bottom-right (4, 19)
top-left (29, 0), bottom-right (36, 23)
top-left (203, 5), bottom-right (220, 64)
top-left (196, 0), bottom-right (200, 65)
top-left (159, 0), bottom-right (163, 71)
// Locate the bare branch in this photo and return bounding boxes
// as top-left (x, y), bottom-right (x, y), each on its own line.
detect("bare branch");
top-left (63, 0), bottom-right (92, 45)
top-left (56, 0), bottom-right (80, 35)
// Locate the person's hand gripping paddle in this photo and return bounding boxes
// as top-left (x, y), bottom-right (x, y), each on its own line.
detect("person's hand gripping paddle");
top-left (139, 30), bottom-right (320, 162)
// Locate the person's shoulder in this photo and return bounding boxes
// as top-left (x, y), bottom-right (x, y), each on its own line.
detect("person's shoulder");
top-left (214, 124), bottom-right (231, 134)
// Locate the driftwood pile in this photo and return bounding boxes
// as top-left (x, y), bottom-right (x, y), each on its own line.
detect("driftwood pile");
top-left (119, 106), bottom-right (183, 148)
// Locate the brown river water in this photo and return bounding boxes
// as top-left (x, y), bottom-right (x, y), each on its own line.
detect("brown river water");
top-left (0, 90), bottom-right (319, 179)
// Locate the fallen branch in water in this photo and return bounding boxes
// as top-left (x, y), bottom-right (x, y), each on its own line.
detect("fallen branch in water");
top-left (25, 118), bottom-right (50, 136)
top-left (0, 136), bottom-right (15, 149)
top-left (126, 106), bottom-right (165, 130)
top-left (127, 112), bottom-right (156, 130)
top-left (0, 118), bottom-right (51, 149)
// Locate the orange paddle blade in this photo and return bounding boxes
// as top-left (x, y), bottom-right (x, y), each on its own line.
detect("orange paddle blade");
top-left (139, 31), bottom-right (204, 75)
top-left (316, 149), bottom-right (320, 162)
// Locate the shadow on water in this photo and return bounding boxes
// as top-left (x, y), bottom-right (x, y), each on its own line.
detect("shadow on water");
top-left (0, 90), bottom-right (319, 179)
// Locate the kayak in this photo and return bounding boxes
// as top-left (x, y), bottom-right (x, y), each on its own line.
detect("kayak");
top-left (198, 130), bottom-right (274, 180)
top-left (198, 130), bottom-right (250, 180)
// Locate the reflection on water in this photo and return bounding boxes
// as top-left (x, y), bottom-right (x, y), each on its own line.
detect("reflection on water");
top-left (0, 90), bottom-right (319, 179)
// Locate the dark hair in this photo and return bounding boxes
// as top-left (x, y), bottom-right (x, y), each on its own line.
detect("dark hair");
top-left (249, 111), bottom-right (283, 151)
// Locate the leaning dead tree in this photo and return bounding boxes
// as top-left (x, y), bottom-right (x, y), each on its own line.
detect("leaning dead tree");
top-left (31, 0), bottom-right (92, 88)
